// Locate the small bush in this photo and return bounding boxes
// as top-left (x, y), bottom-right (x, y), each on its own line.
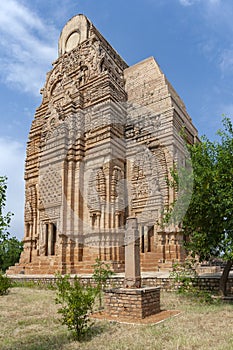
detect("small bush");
top-left (0, 272), bottom-right (12, 295)
top-left (55, 274), bottom-right (96, 340)
top-left (170, 259), bottom-right (198, 294)
top-left (170, 259), bottom-right (216, 304)
top-left (92, 258), bottom-right (114, 309)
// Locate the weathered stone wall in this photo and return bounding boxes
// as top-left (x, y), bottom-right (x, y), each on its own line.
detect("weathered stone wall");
top-left (8, 275), bottom-right (233, 294)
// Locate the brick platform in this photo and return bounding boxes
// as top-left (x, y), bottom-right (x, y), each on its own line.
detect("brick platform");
top-left (91, 309), bottom-right (181, 325)
top-left (104, 286), bottom-right (160, 319)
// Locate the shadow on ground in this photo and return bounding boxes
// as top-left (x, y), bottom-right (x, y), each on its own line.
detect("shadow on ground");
top-left (1, 323), bottom-right (108, 350)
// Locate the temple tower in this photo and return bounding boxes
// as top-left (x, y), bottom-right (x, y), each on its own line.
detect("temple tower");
top-left (8, 15), bottom-right (198, 275)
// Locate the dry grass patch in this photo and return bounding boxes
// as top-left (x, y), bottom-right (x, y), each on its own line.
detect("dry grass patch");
top-left (0, 287), bottom-right (233, 349)
top-left (0, 287), bottom-right (68, 350)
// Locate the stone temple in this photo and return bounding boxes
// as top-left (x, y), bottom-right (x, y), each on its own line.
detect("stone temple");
top-left (8, 14), bottom-right (198, 275)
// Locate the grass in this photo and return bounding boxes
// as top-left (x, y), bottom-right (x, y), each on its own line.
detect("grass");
top-left (0, 287), bottom-right (233, 349)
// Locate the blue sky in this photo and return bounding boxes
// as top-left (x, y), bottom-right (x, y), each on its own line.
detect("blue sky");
top-left (0, 0), bottom-right (233, 240)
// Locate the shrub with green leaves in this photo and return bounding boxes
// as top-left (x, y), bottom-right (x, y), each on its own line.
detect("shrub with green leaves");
top-left (55, 274), bottom-right (96, 340)
top-left (92, 258), bottom-right (114, 309)
top-left (0, 272), bottom-right (12, 295)
top-left (170, 259), bottom-right (198, 294)
top-left (170, 259), bottom-right (216, 304)
top-left (0, 176), bottom-right (23, 272)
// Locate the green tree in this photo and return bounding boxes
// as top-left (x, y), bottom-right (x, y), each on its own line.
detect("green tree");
top-left (166, 118), bottom-right (233, 296)
top-left (0, 237), bottom-right (23, 272)
top-left (0, 271), bottom-right (12, 295)
top-left (55, 274), bottom-right (96, 339)
top-left (0, 176), bottom-right (23, 272)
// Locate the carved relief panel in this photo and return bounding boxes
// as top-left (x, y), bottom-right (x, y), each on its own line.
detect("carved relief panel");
top-left (130, 145), bottom-right (168, 225)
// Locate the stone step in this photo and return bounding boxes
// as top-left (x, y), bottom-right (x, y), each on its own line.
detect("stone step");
top-left (141, 261), bottom-right (157, 266)
top-left (141, 258), bottom-right (157, 263)
top-left (141, 267), bottom-right (157, 272)
top-left (141, 263), bottom-right (157, 268)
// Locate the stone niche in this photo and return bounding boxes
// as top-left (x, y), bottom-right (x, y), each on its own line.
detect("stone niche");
top-left (104, 286), bottom-right (160, 319)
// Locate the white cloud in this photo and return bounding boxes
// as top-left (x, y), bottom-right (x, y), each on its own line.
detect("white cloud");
top-left (219, 48), bottom-right (233, 75)
top-left (179, 0), bottom-right (233, 77)
top-left (0, 0), bottom-right (58, 95)
top-left (210, 0), bottom-right (220, 3)
top-left (0, 137), bottom-right (25, 240)
top-left (179, 0), bottom-right (220, 6)
top-left (179, 0), bottom-right (195, 6)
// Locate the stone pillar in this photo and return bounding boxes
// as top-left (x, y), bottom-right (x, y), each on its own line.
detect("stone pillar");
top-left (111, 205), bottom-right (115, 228)
top-left (100, 205), bottom-right (105, 228)
top-left (165, 233), bottom-right (170, 260)
top-left (32, 213), bottom-right (37, 238)
top-left (115, 212), bottom-right (119, 228)
top-left (124, 217), bottom-right (141, 288)
top-left (66, 159), bottom-right (75, 237)
top-left (139, 224), bottom-right (144, 253)
top-left (47, 223), bottom-right (53, 256)
top-left (144, 225), bottom-right (148, 252)
top-left (97, 213), bottom-right (101, 229)
top-left (58, 234), bottom-right (67, 274)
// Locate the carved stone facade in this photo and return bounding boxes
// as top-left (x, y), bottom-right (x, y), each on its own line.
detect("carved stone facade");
top-left (8, 15), bottom-right (198, 275)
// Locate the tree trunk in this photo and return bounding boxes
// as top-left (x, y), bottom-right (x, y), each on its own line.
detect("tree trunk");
top-left (219, 260), bottom-right (233, 296)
